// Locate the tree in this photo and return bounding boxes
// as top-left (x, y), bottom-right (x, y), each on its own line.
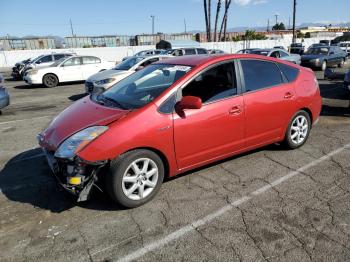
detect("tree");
top-left (218, 0), bottom-right (232, 42)
top-left (213, 0), bottom-right (221, 42)
top-left (272, 22), bottom-right (286, 30)
top-left (203, 0), bottom-right (210, 41)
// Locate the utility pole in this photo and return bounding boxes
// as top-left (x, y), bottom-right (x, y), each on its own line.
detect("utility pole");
top-left (267, 19), bottom-right (270, 32)
top-left (274, 14), bottom-right (279, 26)
top-left (292, 0), bottom-right (297, 43)
top-left (69, 18), bottom-right (74, 36)
top-left (288, 17), bottom-right (291, 29)
top-left (150, 15), bottom-right (155, 34)
top-left (184, 18), bottom-right (187, 34)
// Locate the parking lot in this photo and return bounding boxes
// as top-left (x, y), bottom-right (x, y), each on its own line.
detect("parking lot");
top-left (0, 64), bottom-right (350, 262)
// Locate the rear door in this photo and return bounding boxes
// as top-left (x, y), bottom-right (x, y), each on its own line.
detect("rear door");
top-left (173, 61), bottom-right (245, 169)
top-left (239, 59), bottom-right (298, 148)
top-left (81, 56), bottom-right (102, 79)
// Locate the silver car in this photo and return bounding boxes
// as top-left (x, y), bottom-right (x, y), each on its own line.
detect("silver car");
top-left (250, 48), bottom-right (301, 65)
top-left (0, 74), bottom-right (10, 111)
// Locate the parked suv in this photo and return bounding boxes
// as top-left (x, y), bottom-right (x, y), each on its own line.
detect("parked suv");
top-left (165, 48), bottom-right (208, 56)
top-left (301, 46), bottom-right (347, 71)
top-left (22, 53), bottom-right (75, 76)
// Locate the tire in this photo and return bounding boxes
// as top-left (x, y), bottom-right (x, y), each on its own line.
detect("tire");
top-left (321, 61), bottom-right (327, 71)
top-left (42, 74), bottom-right (58, 88)
top-left (338, 58), bottom-right (345, 68)
top-left (283, 110), bottom-right (311, 149)
top-left (106, 149), bottom-right (164, 208)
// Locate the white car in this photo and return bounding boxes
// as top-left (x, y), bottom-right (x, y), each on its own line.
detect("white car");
top-left (22, 53), bottom-right (75, 76)
top-left (24, 56), bottom-right (114, 88)
top-left (85, 55), bottom-right (172, 94)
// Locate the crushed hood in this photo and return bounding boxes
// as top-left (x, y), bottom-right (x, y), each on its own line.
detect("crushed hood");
top-left (39, 96), bottom-right (129, 150)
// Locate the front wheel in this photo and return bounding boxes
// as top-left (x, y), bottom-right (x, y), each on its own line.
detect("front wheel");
top-left (106, 149), bottom-right (164, 208)
top-left (283, 111), bottom-right (311, 149)
top-left (338, 58), bottom-right (345, 68)
top-left (43, 74), bottom-right (58, 88)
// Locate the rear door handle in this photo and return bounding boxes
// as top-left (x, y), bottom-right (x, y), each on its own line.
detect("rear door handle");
top-left (229, 106), bottom-right (242, 115)
top-left (284, 92), bottom-right (294, 99)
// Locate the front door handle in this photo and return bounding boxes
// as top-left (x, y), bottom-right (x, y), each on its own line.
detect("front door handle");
top-left (229, 106), bottom-right (242, 115)
top-left (284, 92), bottom-right (294, 99)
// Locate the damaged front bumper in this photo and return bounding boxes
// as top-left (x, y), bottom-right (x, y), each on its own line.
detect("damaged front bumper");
top-left (42, 148), bottom-right (106, 202)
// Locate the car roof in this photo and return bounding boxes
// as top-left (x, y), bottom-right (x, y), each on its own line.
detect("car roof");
top-left (156, 54), bottom-right (296, 67)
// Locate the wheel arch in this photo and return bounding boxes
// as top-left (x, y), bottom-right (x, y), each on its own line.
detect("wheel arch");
top-left (299, 107), bottom-right (313, 124)
top-left (122, 147), bottom-right (170, 178)
top-left (42, 72), bottom-right (59, 83)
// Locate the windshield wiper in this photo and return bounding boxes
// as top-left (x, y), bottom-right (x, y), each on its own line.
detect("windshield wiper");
top-left (99, 95), bottom-right (127, 110)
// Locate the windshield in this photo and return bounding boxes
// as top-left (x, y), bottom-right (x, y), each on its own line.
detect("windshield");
top-left (250, 50), bottom-right (269, 56)
top-left (114, 57), bottom-right (145, 71)
top-left (305, 47), bottom-right (329, 55)
top-left (96, 64), bottom-right (192, 109)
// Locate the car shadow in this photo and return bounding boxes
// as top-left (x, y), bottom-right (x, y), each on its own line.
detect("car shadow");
top-left (0, 148), bottom-right (121, 213)
top-left (321, 105), bottom-right (350, 117)
top-left (69, 93), bottom-right (88, 101)
top-left (13, 81), bottom-right (85, 90)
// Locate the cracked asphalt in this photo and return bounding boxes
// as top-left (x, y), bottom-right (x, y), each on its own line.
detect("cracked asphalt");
top-left (0, 63), bottom-right (350, 262)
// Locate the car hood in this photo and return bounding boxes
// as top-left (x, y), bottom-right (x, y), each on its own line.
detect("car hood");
top-left (301, 54), bottom-right (324, 60)
top-left (39, 96), bottom-right (129, 151)
top-left (87, 69), bottom-right (131, 82)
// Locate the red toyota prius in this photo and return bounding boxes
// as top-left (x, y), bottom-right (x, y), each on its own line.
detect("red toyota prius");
top-left (38, 54), bottom-right (322, 208)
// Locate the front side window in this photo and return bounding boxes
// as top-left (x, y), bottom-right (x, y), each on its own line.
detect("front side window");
top-left (100, 64), bottom-right (192, 109)
top-left (185, 49), bottom-right (196, 55)
top-left (182, 62), bottom-right (237, 104)
top-left (63, 57), bottom-right (81, 67)
top-left (241, 59), bottom-right (283, 92)
top-left (270, 51), bottom-right (280, 58)
top-left (197, 49), bottom-right (207, 54)
top-left (305, 47), bottom-right (329, 55)
top-left (140, 58), bottom-right (159, 67)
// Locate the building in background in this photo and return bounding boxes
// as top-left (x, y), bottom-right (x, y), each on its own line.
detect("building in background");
top-left (0, 37), bottom-right (55, 50)
top-left (64, 35), bottom-right (134, 48)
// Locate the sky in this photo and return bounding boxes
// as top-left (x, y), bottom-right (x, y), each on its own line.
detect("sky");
top-left (0, 0), bottom-right (349, 37)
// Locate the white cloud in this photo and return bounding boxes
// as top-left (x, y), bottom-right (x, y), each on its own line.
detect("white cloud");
top-left (253, 0), bottom-right (268, 5)
top-left (234, 0), bottom-right (252, 6)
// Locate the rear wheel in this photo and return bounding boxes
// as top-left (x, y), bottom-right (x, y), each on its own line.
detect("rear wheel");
top-left (106, 149), bottom-right (164, 208)
top-left (43, 74), bottom-right (58, 88)
top-left (283, 111), bottom-right (311, 149)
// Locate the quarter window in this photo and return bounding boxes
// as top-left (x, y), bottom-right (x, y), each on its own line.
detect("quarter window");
top-left (241, 59), bottom-right (283, 92)
top-left (182, 62), bottom-right (237, 103)
top-left (278, 63), bottom-right (299, 82)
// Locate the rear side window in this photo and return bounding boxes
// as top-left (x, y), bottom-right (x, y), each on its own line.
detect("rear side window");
top-left (83, 56), bottom-right (100, 64)
top-left (241, 59), bottom-right (283, 92)
top-left (278, 63), bottom-right (299, 82)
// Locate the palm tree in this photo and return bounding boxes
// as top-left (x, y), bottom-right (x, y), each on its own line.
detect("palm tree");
top-left (218, 0), bottom-right (232, 41)
top-left (203, 0), bottom-right (210, 41)
top-left (213, 0), bottom-right (221, 42)
top-left (208, 0), bottom-right (212, 41)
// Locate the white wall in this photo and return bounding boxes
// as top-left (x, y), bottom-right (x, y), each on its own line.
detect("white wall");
top-left (0, 37), bottom-right (333, 68)
top-left (0, 45), bottom-right (156, 68)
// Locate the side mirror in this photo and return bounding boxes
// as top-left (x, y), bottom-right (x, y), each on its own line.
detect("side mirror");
top-left (135, 66), bottom-right (144, 71)
top-left (175, 96), bottom-right (202, 117)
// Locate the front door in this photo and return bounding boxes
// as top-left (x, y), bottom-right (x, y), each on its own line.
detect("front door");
top-left (60, 57), bottom-right (83, 81)
top-left (173, 61), bottom-right (245, 170)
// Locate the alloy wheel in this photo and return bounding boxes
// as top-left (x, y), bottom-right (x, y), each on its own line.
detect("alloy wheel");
top-left (290, 115), bottom-right (308, 145)
top-left (121, 158), bottom-right (159, 201)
